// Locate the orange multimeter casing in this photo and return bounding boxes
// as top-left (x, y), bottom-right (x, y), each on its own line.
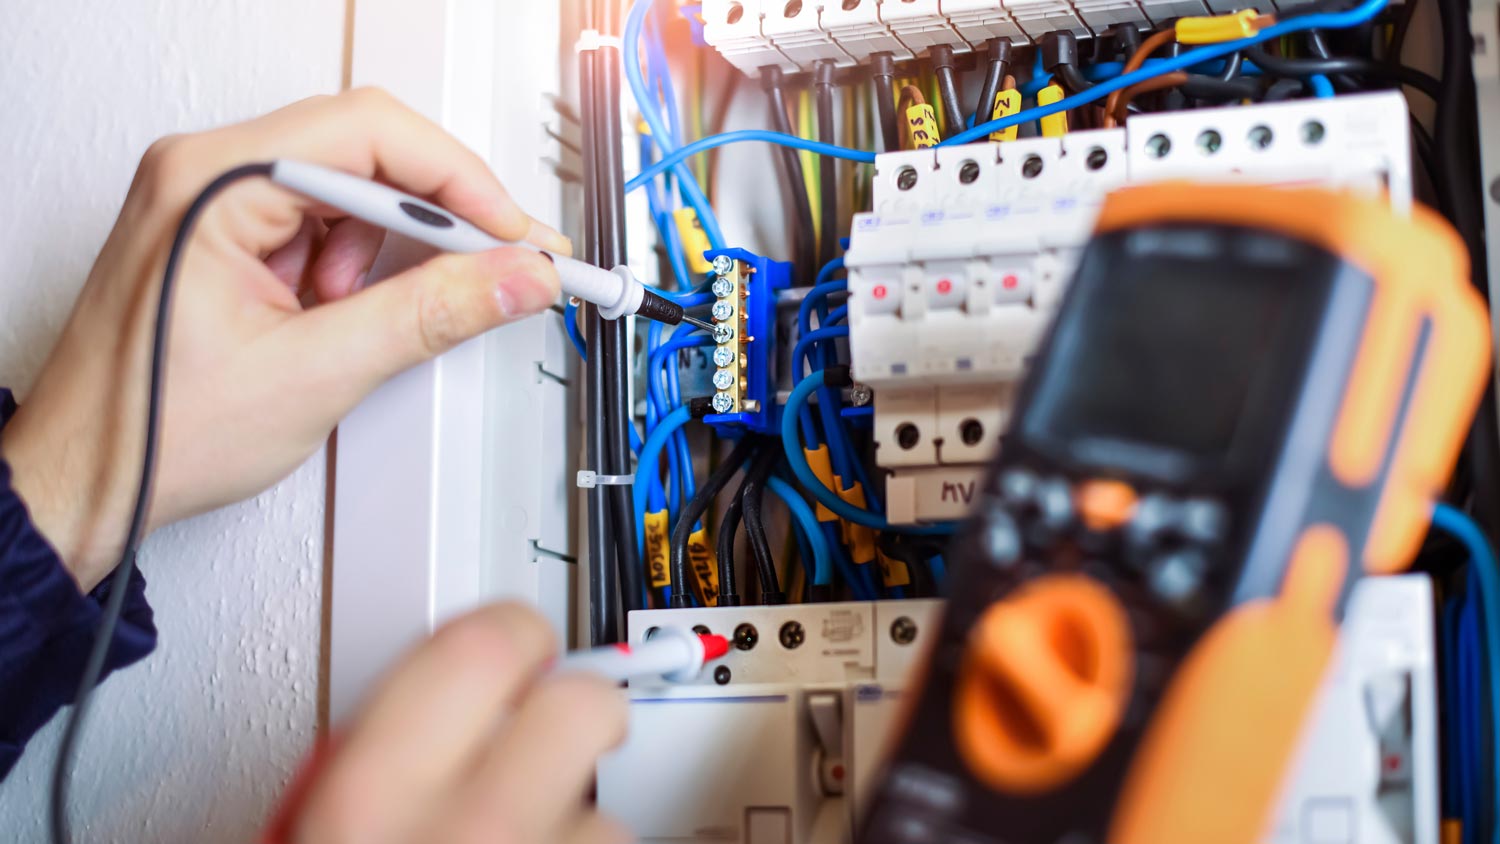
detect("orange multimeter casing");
top-left (857, 184), bottom-right (1490, 844)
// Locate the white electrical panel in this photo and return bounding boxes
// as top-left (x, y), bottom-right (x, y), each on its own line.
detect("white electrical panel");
top-left (843, 91), bottom-right (1413, 523)
top-left (598, 576), bottom-right (1438, 843)
top-left (699, 0), bottom-right (1318, 72)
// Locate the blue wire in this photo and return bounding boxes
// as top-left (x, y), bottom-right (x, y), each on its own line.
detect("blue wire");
top-left (564, 300), bottom-right (586, 360)
top-left (783, 371), bottom-right (954, 535)
top-left (626, 0), bottom-right (1391, 189)
top-left (625, 0), bottom-right (725, 248)
top-left (766, 476), bottom-right (832, 586)
top-left (797, 280), bottom-right (849, 346)
top-left (644, 8), bottom-right (682, 147)
top-left (794, 326), bottom-right (849, 381)
top-left (928, 554), bottom-right (947, 585)
top-left (1308, 74), bottom-right (1335, 98)
top-left (823, 522), bottom-right (876, 600)
top-left (634, 405), bottom-right (694, 559)
top-left (1432, 502), bottom-right (1500, 844)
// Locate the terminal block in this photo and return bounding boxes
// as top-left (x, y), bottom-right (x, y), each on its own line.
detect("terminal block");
top-left (703, 248), bottom-right (793, 435)
top-left (844, 92), bottom-right (1413, 523)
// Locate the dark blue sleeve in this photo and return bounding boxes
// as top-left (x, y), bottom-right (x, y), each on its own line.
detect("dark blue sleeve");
top-left (0, 388), bottom-right (156, 780)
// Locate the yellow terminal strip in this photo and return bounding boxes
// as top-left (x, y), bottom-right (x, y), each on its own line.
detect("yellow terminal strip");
top-left (906, 103), bottom-right (941, 149)
top-left (644, 510), bottom-right (671, 588)
top-left (989, 88), bottom-right (1021, 143)
top-left (674, 207), bottom-right (714, 274)
top-left (1038, 84), bottom-right (1069, 137)
top-left (686, 527), bottom-right (720, 606)
top-left (834, 479), bottom-right (879, 564)
top-left (805, 446), bottom-right (840, 522)
top-left (876, 551), bottom-right (912, 588)
top-left (1176, 9), bottom-right (1265, 43)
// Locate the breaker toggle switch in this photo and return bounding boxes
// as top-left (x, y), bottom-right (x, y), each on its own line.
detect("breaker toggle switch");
top-left (808, 691), bottom-right (847, 796)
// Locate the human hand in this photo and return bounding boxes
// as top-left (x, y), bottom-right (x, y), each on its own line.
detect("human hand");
top-left (268, 603), bottom-right (631, 844)
top-left (0, 88), bottom-right (568, 591)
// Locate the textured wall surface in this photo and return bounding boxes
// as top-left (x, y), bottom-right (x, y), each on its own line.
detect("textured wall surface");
top-left (0, 2), bottom-right (344, 840)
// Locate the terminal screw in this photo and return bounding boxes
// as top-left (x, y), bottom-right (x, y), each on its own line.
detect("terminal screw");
top-left (733, 623), bottom-right (759, 650)
top-left (712, 392), bottom-right (735, 414)
top-left (850, 383), bottom-right (874, 407)
top-left (891, 616), bottom-right (918, 645)
top-left (712, 255), bottom-right (735, 275)
top-left (712, 277), bottom-right (735, 298)
top-left (779, 621), bottom-right (805, 649)
top-left (713, 324), bottom-right (736, 344)
top-left (714, 665), bottom-right (733, 685)
top-left (713, 347), bottom-right (736, 367)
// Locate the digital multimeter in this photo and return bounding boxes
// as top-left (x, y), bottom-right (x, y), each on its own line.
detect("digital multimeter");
top-left (858, 185), bottom-right (1490, 844)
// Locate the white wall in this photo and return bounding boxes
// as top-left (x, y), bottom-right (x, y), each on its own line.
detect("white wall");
top-left (0, 2), bottom-right (345, 841)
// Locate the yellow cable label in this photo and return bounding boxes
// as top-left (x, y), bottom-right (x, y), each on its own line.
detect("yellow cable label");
top-left (673, 208), bottom-right (714, 274)
top-left (1038, 84), bottom-right (1068, 138)
top-left (835, 480), bottom-right (878, 564)
top-left (876, 551), bottom-right (912, 588)
top-left (906, 103), bottom-right (940, 149)
top-left (644, 510), bottom-right (671, 589)
top-left (989, 88), bottom-right (1021, 143)
top-left (805, 447), bottom-right (839, 522)
top-left (687, 528), bottom-right (720, 606)
top-left (1176, 9), bottom-right (1262, 44)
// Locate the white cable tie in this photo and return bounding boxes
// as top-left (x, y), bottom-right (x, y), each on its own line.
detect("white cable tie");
top-left (575, 29), bottom-right (624, 53)
top-left (578, 470), bottom-right (635, 489)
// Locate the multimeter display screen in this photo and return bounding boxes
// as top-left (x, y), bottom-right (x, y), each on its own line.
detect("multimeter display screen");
top-left (1026, 228), bottom-right (1331, 472)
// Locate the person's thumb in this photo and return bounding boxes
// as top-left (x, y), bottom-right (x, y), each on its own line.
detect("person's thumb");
top-left (286, 245), bottom-right (559, 404)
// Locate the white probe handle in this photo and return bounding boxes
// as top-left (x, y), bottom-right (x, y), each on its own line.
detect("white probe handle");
top-left (269, 159), bottom-right (648, 320)
top-left (558, 627), bottom-right (710, 684)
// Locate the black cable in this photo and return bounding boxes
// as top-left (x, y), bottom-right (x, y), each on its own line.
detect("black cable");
top-left (670, 436), bottom-right (758, 607)
top-left (1409, 115), bottom-right (1448, 216)
top-left (928, 45), bottom-right (967, 135)
top-left (1042, 32), bottom-right (1093, 94)
top-left (1179, 75), bottom-right (1263, 101)
top-left (594, 16), bottom-right (644, 619)
top-left (740, 447), bottom-right (784, 603)
top-left (717, 494), bottom-right (744, 606)
top-left (1306, 30), bottom-right (1364, 92)
top-left (762, 66), bottom-right (817, 285)
top-left (1245, 44), bottom-right (1442, 101)
top-left (871, 52), bottom-right (901, 153)
top-left (972, 38), bottom-right (1013, 130)
top-left (1220, 50), bottom-right (1244, 82)
top-left (1388, 0), bottom-right (1419, 61)
top-left (49, 162), bottom-right (274, 844)
top-left (814, 60), bottom-right (840, 271)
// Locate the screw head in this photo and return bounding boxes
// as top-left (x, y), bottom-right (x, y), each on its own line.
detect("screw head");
top-left (850, 383), bottom-right (874, 407)
top-left (959, 418), bottom-right (984, 446)
top-left (712, 277), bottom-right (735, 298)
top-left (714, 665), bottom-right (732, 685)
top-left (711, 300), bottom-right (735, 321)
top-left (1085, 147), bottom-right (1109, 171)
top-left (890, 616), bottom-right (918, 645)
top-left (712, 369), bottom-right (736, 390)
top-left (692, 624), bottom-right (712, 636)
top-left (712, 392), bottom-right (735, 414)
top-left (1021, 155), bottom-right (1044, 178)
top-left (896, 423), bottom-right (921, 450)
top-left (1145, 133), bottom-right (1172, 159)
top-left (958, 160), bottom-right (982, 184)
top-left (644, 626), bottom-right (661, 640)
top-left (1247, 125), bottom-right (1273, 150)
top-left (712, 255), bottom-right (734, 275)
top-left (1301, 120), bottom-right (1325, 145)
top-left (713, 346), bottom-right (736, 367)
top-left (713, 324), bottom-right (736, 344)
top-left (896, 166), bottom-right (919, 191)
top-left (779, 620), bottom-right (805, 649)
top-left (733, 623), bottom-right (759, 650)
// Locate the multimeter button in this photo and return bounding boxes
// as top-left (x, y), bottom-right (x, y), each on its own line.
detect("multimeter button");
top-left (1126, 494), bottom-right (1178, 545)
top-left (1179, 498), bottom-right (1229, 543)
top-left (1037, 478), bottom-right (1073, 530)
top-left (1075, 479), bottom-right (1138, 531)
top-left (999, 469), bottom-right (1038, 504)
top-left (984, 508), bottom-right (1023, 567)
top-left (1148, 549), bottom-right (1209, 605)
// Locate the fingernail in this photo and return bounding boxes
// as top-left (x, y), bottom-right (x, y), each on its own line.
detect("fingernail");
top-left (528, 220), bottom-right (574, 257)
top-left (495, 273), bottom-right (556, 318)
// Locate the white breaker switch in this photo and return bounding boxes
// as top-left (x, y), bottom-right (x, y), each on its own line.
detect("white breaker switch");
top-left (845, 92), bottom-right (1412, 524)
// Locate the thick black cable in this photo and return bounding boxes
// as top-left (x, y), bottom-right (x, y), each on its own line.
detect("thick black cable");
top-left (49, 162), bottom-right (274, 844)
top-left (1305, 30), bottom-right (1364, 93)
top-left (814, 60), bottom-right (840, 270)
top-left (928, 45), bottom-right (967, 134)
top-left (594, 19), bottom-right (645, 619)
top-left (1388, 0), bottom-right (1419, 61)
top-left (1245, 44), bottom-right (1441, 101)
top-left (972, 38), bottom-right (1013, 130)
top-left (870, 52), bottom-right (901, 153)
top-left (1042, 32), bottom-right (1093, 94)
top-left (670, 437), bottom-right (758, 607)
top-left (739, 447), bottom-right (784, 603)
top-left (579, 39), bottom-right (619, 647)
top-left (1409, 115), bottom-right (1447, 216)
top-left (716, 494), bottom-right (744, 606)
top-left (1179, 75), bottom-right (1263, 101)
top-left (762, 66), bottom-right (817, 284)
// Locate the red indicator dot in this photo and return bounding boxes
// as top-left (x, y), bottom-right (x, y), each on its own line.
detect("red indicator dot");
top-left (872, 284), bottom-right (888, 300)
top-left (1002, 274), bottom-right (1019, 290)
top-left (832, 764), bottom-right (846, 780)
top-left (1384, 754), bottom-right (1401, 772)
top-left (936, 279), bottom-right (953, 295)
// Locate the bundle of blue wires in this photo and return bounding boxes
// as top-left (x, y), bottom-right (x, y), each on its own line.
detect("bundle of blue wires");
top-left (625, 0), bottom-right (1392, 191)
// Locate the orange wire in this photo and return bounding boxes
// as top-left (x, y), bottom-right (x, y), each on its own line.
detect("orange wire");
top-left (1103, 29), bottom-right (1178, 128)
top-left (1110, 72), bottom-right (1190, 124)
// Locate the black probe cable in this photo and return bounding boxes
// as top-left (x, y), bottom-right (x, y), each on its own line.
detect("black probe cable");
top-left (669, 436), bottom-right (758, 608)
top-left (813, 60), bottom-right (840, 270)
top-left (972, 39), bottom-right (1013, 130)
top-left (761, 67), bottom-right (817, 285)
top-left (716, 493), bottom-right (744, 606)
top-left (49, 162), bottom-right (275, 844)
top-left (739, 447), bottom-right (785, 604)
top-left (928, 45), bottom-right (968, 136)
